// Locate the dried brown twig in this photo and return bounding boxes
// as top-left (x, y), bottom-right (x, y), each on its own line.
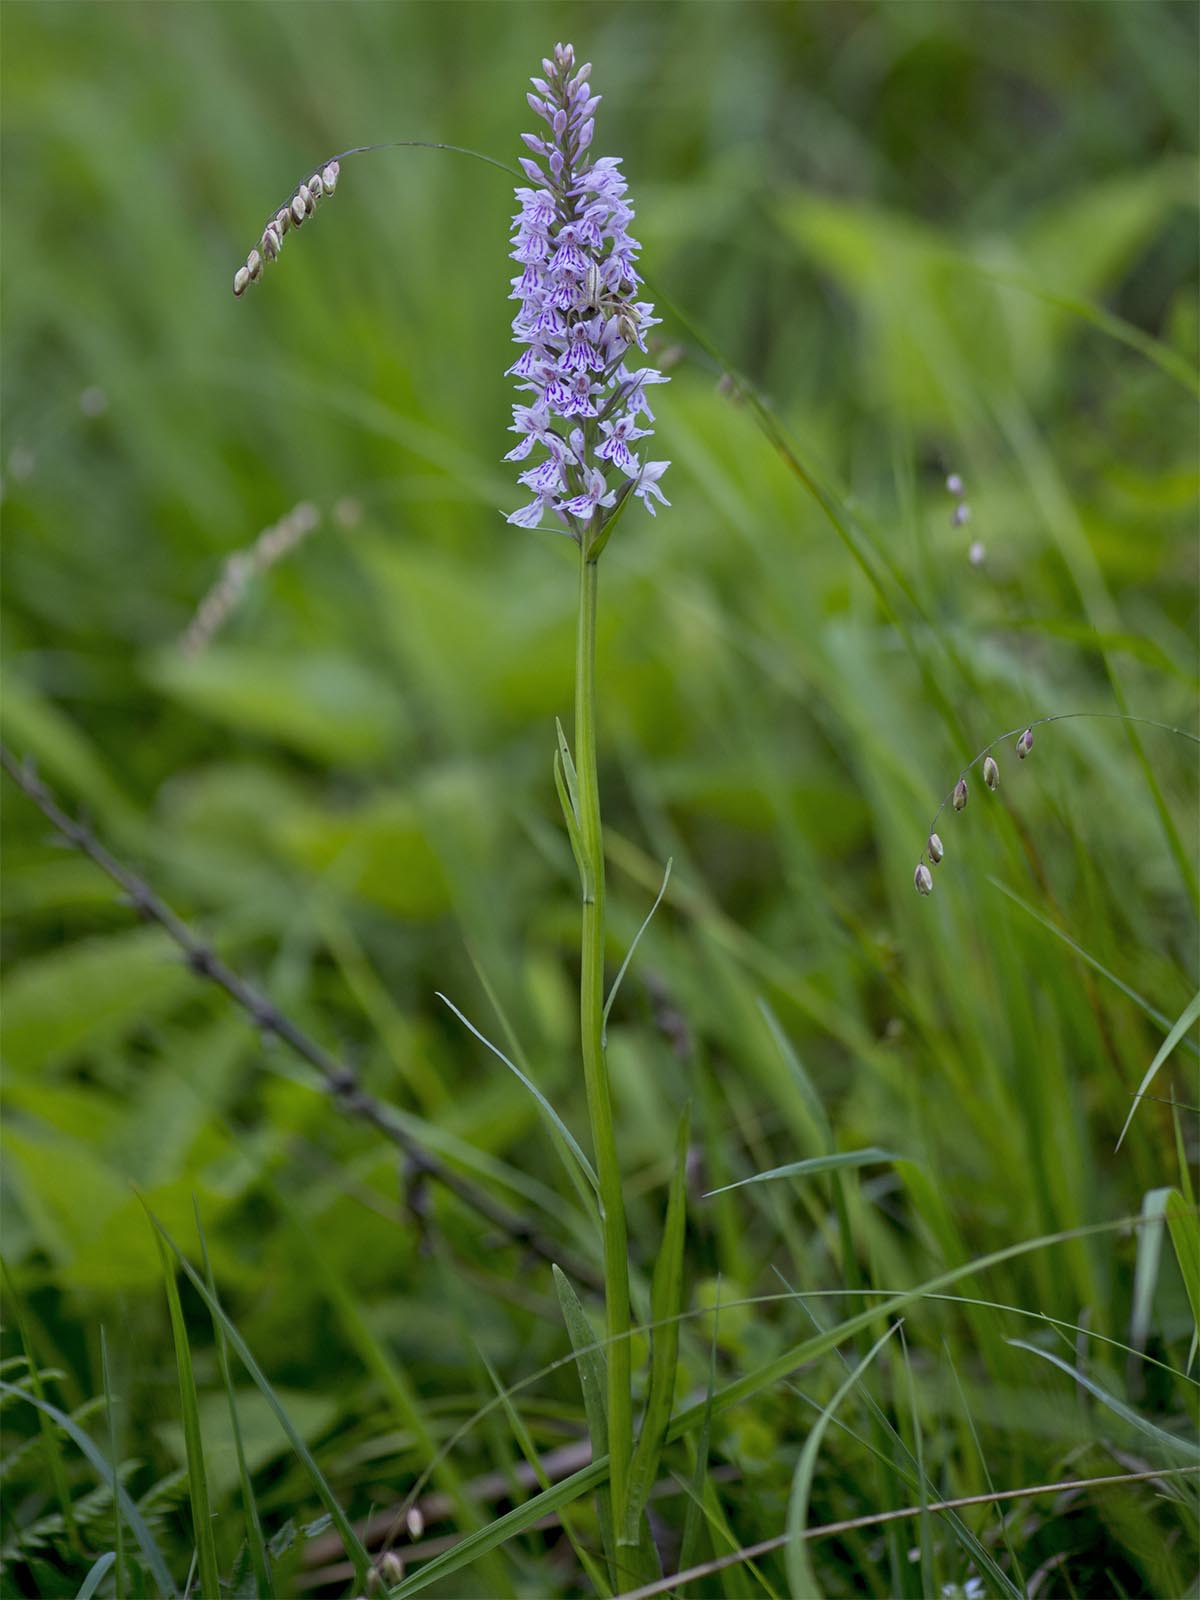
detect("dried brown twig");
top-left (0, 743), bottom-right (602, 1289)
top-left (611, 1466), bottom-right (1198, 1600)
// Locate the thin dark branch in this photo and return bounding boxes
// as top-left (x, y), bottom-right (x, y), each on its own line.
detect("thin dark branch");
top-left (0, 743), bottom-right (602, 1290)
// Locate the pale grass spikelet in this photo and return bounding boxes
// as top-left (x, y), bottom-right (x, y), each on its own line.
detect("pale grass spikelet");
top-left (180, 501), bottom-right (322, 655)
top-left (914, 712), bottom-right (1197, 898)
top-left (914, 862), bottom-right (934, 896)
top-left (233, 160), bottom-right (341, 295)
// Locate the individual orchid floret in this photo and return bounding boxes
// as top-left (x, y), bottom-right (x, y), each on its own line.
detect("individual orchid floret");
top-left (505, 44), bottom-right (669, 543)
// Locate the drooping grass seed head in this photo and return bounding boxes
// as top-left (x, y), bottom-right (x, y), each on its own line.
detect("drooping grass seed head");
top-left (235, 163), bottom-right (341, 294)
top-left (951, 502), bottom-right (971, 527)
top-left (928, 832), bottom-right (944, 864)
top-left (953, 777), bottom-right (969, 811)
top-left (983, 755), bottom-right (1000, 790)
top-left (1017, 726), bottom-right (1034, 759)
top-left (914, 863), bottom-right (934, 895)
top-left (946, 472), bottom-right (964, 496)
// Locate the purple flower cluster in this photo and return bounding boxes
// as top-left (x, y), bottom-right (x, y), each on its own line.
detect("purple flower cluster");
top-left (506, 43), bottom-right (670, 536)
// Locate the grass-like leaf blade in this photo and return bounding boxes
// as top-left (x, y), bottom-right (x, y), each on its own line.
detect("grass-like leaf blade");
top-left (155, 1234), bottom-right (221, 1599)
top-left (785, 1323), bottom-right (901, 1600)
top-left (0, 1379), bottom-right (177, 1597)
top-left (142, 1206), bottom-right (372, 1592)
top-left (621, 1102), bottom-right (689, 1547)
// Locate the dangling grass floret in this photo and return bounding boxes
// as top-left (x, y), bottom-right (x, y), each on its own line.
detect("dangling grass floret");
top-left (232, 161), bottom-right (340, 296)
top-left (914, 863), bottom-right (934, 895)
top-left (913, 710), bottom-right (1198, 898)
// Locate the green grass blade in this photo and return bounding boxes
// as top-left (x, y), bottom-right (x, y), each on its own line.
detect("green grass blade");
top-left (1131, 1188), bottom-right (1172, 1358)
top-left (477, 1343), bottom-right (611, 1597)
top-left (621, 1102), bottom-right (690, 1547)
top-left (1, 1258), bottom-right (80, 1552)
top-left (99, 1329), bottom-right (127, 1600)
top-left (1116, 990), bottom-right (1200, 1149)
top-left (393, 1220), bottom-right (1135, 1596)
top-left (603, 858), bottom-right (672, 1046)
top-left (553, 1264), bottom-right (615, 1568)
top-left (989, 878), bottom-right (1200, 1057)
top-left (705, 1148), bottom-right (903, 1197)
top-left (155, 1234), bottom-right (221, 1599)
top-left (0, 1379), bottom-right (177, 1596)
top-left (1009, 1340), bottom-right (1200, 1462)
top-left (555, 746), bottom-right (589, 887)
top-left (438, 991), bottom-right (600, 1194)
top-left (675, 1284), bottom-right (719, 1595)
top-left (141, 1207), bottom-right (372, 1592)
top-left (757, 998), bottom-right (833, 1148)
top-left (1164, 1191), bottom-right (1200, 1339)
top-left (75, 1550), bottom-right (117, 1600)
top-left (194, 1203), bottom-right (272, 1600)
top-left (785, 1323), bottom-right (901, 1600)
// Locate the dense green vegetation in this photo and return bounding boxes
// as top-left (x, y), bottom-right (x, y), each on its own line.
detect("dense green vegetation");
top-left (2, 3), bottom-right (1197, 1596)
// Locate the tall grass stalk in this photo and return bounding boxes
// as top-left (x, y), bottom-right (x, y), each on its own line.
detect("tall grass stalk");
top-left (574, 538), bottom-right (634, 1539)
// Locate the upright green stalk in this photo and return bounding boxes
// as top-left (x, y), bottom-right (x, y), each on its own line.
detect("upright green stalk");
top-left (573, 539), bottom-right (633, 1532)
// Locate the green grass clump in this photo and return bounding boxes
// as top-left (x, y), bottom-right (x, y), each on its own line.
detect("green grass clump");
top-left (2, 3), bottom-right (1197, 1597)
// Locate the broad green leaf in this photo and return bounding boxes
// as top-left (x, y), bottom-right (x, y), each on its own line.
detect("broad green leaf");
top-left (2, 927), bottom-right (195, 1072)
top-left (148, 646), bottom-right (406, 766)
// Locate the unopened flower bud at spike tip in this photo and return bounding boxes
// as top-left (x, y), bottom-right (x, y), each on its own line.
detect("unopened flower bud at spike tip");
top-left (953, 778), bottom-right (968, 811)
top-left (984, 755), bottom-right (1000, 790)
top-left (1017, 727), bottom-right (1034, 759)
top-left (915, 863), bottom-right (934, 896)
top-left (928, 832), bottom-right (944, 864)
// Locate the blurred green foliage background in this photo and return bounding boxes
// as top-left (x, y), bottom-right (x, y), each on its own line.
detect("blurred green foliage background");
top-left (2, 2), bottom-right (1197, 1595)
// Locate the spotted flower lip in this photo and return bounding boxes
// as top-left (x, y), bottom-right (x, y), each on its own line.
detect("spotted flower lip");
top-left (505, 42), bottom-right (669, 537)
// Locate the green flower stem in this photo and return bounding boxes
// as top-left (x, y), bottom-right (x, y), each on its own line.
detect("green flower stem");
top-left (574, 537), bottom-right (633, 1536)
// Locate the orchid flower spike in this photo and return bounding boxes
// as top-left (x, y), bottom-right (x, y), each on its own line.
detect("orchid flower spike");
top-left (505, 44), bottom-right (669, 544)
